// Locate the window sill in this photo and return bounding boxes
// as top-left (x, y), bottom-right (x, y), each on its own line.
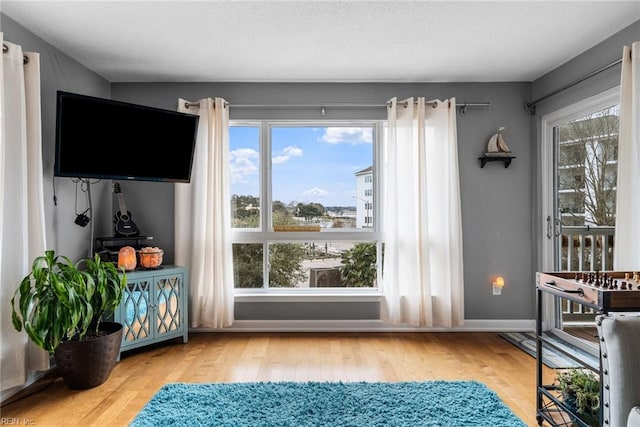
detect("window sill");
top-left (234, 292), bottom-right (382, 303)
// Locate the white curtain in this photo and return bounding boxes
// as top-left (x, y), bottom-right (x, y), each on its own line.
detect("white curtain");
top-left (175, 97), bottom-right (234, 328)
top-left (0, 36), bottom-right (48, 392)
top-left (381, 97), bottom-right (464, 327)
top-left (614, 41), bottom-right (640, 270)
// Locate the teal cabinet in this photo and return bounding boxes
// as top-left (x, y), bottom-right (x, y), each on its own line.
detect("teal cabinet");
top-left (114, 265), bottom-right (188, 357)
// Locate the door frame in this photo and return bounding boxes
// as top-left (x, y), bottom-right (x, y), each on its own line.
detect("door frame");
top-left (539, 87), bottom-right (619, 352)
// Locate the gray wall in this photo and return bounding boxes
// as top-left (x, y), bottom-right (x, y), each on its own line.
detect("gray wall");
top-left (4, 11), bottom-right (636, 323)
top-left (530, 20), bottom-right (640, 273)
top-left (1, 15), bottom-right (111, 263)
top-left (111, 81), bottom-right (534, 321)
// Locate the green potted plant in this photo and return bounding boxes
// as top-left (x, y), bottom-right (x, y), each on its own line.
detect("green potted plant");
top-left (11, 250), bottom-right (126, 389)
top-left (556, 368), bottom-right (601, 426)
top-left (81, 252), bottom-right (126, 330)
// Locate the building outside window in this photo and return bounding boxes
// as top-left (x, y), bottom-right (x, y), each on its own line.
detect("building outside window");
top-left (557, 105), bottom-right (619, 227)
top-left (554, 102), bottom-right (619, 273)
top-left (355, 166), bottom-right (373, 228)
top-left (230, 122), bottom-right (381, 292)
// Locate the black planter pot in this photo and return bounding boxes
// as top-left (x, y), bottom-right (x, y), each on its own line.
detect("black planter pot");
top-left (54, 321), bottom-right (123, 390)
top-left (562, 393), bottom-right (600, 427)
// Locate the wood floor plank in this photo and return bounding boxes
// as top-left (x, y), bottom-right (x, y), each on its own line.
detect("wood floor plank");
top-left (1, 332), bottom-right (552, 426)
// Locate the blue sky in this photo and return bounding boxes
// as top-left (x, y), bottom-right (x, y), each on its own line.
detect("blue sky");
top-left (229, 126), bottom-right (373, 207)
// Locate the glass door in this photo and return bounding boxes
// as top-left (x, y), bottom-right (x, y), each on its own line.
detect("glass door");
top-left (541, 89), bottom-right (619, 351)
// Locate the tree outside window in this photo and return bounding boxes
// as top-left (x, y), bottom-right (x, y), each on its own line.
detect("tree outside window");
top-left (557, 106), bottom-right (619, 227)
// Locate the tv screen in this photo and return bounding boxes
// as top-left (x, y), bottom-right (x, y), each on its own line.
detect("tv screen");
top-left (54, 91), bottom-right (199, 183)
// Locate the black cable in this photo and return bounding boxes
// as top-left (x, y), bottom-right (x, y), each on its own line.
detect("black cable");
top-left (52, 175), bottom-right (57, 206)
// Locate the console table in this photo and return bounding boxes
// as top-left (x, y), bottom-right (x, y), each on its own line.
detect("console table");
top-left (113, 265), bottom-right (189, 358)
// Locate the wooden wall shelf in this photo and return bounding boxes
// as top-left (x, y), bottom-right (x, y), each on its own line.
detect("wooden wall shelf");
top-left (479, 155), bottom-right (516, 168)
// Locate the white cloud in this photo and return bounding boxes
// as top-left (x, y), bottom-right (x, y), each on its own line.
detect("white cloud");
top-left (301, 187), bottom-right (329, 199)
top-left (272, 155), bottom-right (289, 164)
top-left (229, 148), bottom-right (258, 182)
top-left (272, 145), bottom-right (303, 164)
top-left (283, 146), bottom-right (303, 157)
top-left (321, 127), bottom-right (373, 145)
top-left (231, 148), bottom-right (259, 159)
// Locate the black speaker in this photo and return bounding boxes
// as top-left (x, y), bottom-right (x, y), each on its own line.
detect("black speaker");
top-left (74, 213), bottom-right (90, 227)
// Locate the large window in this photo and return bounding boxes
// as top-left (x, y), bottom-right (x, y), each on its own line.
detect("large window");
top-left (230, 122), bottom-right (381, 292)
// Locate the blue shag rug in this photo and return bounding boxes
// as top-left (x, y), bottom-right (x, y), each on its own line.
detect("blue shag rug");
top-left (130, 380), bottom-right (526, 427)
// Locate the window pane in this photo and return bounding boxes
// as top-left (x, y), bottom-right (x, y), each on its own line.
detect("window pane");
top-left (271, 126), bottom-right (373, 231)
top-left (556, 105), bottom-right (618, 227)
top-left (233, 243), bottom-right (264, 288)
top-left (230, 126), bottom-right (260, 228)
top-left (268, 242), bottom-right (377, 288)
top-left (230, 121), bottom-right (380, 293)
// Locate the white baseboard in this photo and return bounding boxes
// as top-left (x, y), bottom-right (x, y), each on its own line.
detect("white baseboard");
top-left (190, 319), bottom-right (536, 333)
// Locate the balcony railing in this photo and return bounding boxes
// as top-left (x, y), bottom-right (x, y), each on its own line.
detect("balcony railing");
top-left (559, 226), bottom-right (615, 272)
top-left (558, 226), bottom-right (615, 318)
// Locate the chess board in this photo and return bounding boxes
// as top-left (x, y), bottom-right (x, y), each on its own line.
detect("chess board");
top-left (537, 271), bottom-right (640, 311)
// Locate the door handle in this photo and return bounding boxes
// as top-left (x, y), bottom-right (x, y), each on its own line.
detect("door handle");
top-left (546, 216), bottom-right (552, 239)
top-left (545, 280), bottom-right (585, 296)
top-left (554, 217), bottom-right (562, 238)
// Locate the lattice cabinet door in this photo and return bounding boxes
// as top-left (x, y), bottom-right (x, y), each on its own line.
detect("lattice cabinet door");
top-left (154, 273), bottom-right (184, 338)
top-left (121, 277), bottom-right (154, 346)
top-left (113, 265), bottom-right (188, 357)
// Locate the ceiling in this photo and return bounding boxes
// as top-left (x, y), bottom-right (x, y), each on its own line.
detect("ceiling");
top-left (2, 1), bottom-right (639, 83)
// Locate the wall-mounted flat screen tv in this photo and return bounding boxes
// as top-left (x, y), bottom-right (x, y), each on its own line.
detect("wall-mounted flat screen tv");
top-left (54, 91), bottom-right (199, 183)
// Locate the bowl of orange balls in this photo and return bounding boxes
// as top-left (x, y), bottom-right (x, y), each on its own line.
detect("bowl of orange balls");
top-left (138, 246), bottom-right (164, 269)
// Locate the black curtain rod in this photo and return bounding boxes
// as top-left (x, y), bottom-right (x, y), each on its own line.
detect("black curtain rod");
top-left (525, 58), bottom-right (623, 115)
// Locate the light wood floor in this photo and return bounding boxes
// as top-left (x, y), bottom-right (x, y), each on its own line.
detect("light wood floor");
top-left (1, 332), bottom-right (554, 426)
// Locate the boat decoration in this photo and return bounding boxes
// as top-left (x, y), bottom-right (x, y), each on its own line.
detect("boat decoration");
top-left (485, 127), bottom-right (512, 156)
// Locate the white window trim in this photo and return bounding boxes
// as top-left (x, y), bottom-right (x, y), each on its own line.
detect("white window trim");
top-left (235, 293), bottom-right (383, 303)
